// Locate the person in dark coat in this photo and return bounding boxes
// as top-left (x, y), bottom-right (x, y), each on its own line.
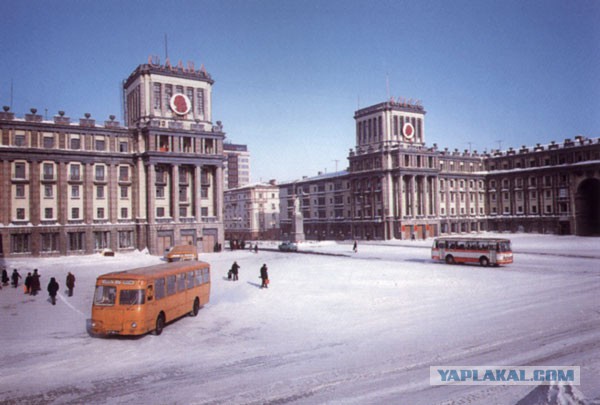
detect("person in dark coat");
top-left (231, 261), bottom-right (240, 281)
top-left (353, 240), bottom-right (358, 253)
top-left (66, 272), bottom-right (76, 297)
top-left (1, 268), bottom-right (9, 286)
top-left (24, 272), bottom-right (33, 294)
top-left (31, 269), bottom-right (41, 296)
top-left (47, 277), bottom-right (59, 305)
top-left (11, 269), bottom-right (22, 288)
top-left (259, 264), bottom-right (269, 289)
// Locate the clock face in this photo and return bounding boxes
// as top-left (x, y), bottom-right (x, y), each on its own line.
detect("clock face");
top-left (403, 122), bottom-right (415, 139)
top-left (170, 94), bottom-right (191, 115)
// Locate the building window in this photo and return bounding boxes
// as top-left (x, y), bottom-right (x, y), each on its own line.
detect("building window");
top-left (119, 141), bottom-right (129, 152)
top-left (97, 208), bottom-right (105, 219)
top-left (16, 208), bottom-right (26, 220)
top-left (43, 136), bottom-right (54, 149)
top-left (164, 84), bottom-right (173, 111)
top-left (153, 83), bottom-right (161, 110)
top-left (70, 137), bottom-right (81, 150)
top-left (44, 208), bottom-right (53, 219)
top-left (197, 88), bottom-right (205, 117)
top-left (43, 163), bottom-right (54, 180)
top-left (118, 231), bottom-right (133, 248)
top-left (95, 138), bottom-right (106, 151)
top-left (95, 166), bottom-right (105, 181)
top-left (41, 233), bottom-right (59, 252)
top-left (70, 164), bottom-right (81, 181)
top-left (119, 166), bottom-right (129, 181)
top-left (11, 234), bottom-right (31, 253)
top-left (156, 186), bottom-right (165, 198)
top-left (157, 207), bottom-right (165, 217)
top-left (71, 185), bottom-right (80, 199)
top-left (44, 185), bottom-right (53, 198)
top-left (96, 186), bottom-right (105, 199)
top-left (94, 231), bottom-right (110, 250)
top-left (179, 207), bottom-right (188, 217)
top-left (15, 184), bottom-right (25, 198)
top-left (68, 232), bottom-right (85, 251)
top-left (120, 186), bottom-right (128, 199)
top-left (71, 207), bottom-right (80, 219)
top-left (14, 133), bottom-right (26, 146)
top-left (120, 207), bottom-right (128, 219)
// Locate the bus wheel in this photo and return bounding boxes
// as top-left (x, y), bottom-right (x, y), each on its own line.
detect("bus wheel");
top-left (445, 255), bottom-right (455, 265)
top-left (479, 256), bottom-right (490, 267)
top-left (154, 314), bottom-right (165, 336)
top-left (190, 298), bottom-right (200, 317)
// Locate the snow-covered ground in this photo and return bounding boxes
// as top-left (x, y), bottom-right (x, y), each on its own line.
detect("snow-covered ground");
top-left (1, 233), bottom-right (599, 404)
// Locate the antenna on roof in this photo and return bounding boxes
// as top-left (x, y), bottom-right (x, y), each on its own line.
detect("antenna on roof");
top-left (164, 33), bottom-right (169, 60)
top-left (10, 79), bottom-right (13, 108)
top-left (386, 73), bottom-right (390, 100)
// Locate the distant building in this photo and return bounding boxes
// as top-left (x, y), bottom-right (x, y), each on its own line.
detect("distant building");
top-left (223, 143), bottom-right (251, 190)
top-left (0, 58), bottom-right (226, 257)
top-left (280, 100), bottom-right (600, 240)
top-left (224, 181), bottom-right (280, 242)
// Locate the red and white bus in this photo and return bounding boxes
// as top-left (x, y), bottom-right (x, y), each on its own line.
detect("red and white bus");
top-left (431, 237), bottom-right (513, 267)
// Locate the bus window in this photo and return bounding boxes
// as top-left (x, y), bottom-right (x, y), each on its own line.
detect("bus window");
top-left (167, 275), bottom-right (176, 295)
top-left (155, 278), bottom-right (165, 300)
top-left (177, 273), bottom-right (186, 292)
top-left (94, 286), bottom-right (116, 306)
top-left (120, 289), bottom-right (145, 305)
top-left (195, 269), bottom-right (203, 285)
top-left (187, 271), bottom-right (195, 289)
top-left (438, 241), bottom-right (445, 249)
top-left (498, 241), bottom-right (511, 252)
top-left (202, 268), bottom-right (210, 284)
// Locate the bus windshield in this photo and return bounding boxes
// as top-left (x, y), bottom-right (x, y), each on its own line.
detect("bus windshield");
top-left (94, 286), bottom-right (116, 306)
top-left (120, 289), bottom-right (145, 305)
top-left (498, 241), bottom-right (511, 252)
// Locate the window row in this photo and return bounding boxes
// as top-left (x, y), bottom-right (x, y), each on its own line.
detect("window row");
top-left (11, 132), bottom-right (130, 152)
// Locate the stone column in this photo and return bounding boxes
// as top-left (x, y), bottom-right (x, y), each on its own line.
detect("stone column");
top-left (171, 164), bottom-right (179, 221)
top-left (195, 165), bottom-right (202, 221)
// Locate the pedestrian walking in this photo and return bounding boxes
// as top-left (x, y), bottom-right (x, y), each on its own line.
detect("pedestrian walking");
top-left (1, 268), bottom-right (8, 286)
top-left (11, 269), bottom-right (22, 288)
top-left (66, 272), bottom-right (76, 297)
top-left (259, 264), bottom-right (269, 289)
top-left (31, 269), bottom-right (41, 296)
top-left (254, 244), bottom-right (258, 253)
top-left (353, 240), bottom-right (358, 253)
top-left (231, 261), bottom-right (240, 281)
top-left (24, 272), bottom-right (33, 294)
top-left (47, 277), bottom-right (59, 305)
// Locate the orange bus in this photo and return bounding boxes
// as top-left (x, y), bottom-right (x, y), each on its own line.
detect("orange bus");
top-left (431, 237), bottom-right (513, 267)
top-left (91, 261), bottom-right (210, 336)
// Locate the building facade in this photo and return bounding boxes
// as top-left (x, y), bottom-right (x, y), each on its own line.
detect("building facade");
top-left (224, 181), bottom-right (280, 241)
top-left (223, 143), bottom-right (251, 190)
top-left (0, 59), bottom-right (226, 257)
top-left (280, 100), bottom-right (600, 240)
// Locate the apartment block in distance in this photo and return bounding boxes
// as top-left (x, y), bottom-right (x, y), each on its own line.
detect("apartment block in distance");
top-left (224, 142), bottom-right (251, 190)
top-left (0, 57), bottom-right (226, 257)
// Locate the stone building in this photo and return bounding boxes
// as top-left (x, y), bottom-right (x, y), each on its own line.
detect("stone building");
top-left (280, 100), bottom-right (599, 240)
top-left (484, 136), bottom-right (600, 235)
top-left (224, 181), bottom-right (280, 241)
top-left (0, 59), bottom-right (226, 257)
top-left (223, 143), bottom-right (251, 190)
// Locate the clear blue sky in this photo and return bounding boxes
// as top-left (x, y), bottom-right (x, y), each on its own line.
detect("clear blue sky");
top-left (1, 0), bottom-right (598, 182)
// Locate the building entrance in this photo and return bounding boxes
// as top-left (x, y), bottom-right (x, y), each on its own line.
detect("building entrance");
top-left (575, 178), bottom-right (600, 236)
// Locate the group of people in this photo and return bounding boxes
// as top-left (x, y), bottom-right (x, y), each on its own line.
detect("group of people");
top-left (1, 267), bottom-right (76, 305)
top-left (227, 261), bottom-right (270, 288)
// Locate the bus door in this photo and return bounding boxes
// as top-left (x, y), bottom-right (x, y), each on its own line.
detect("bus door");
top-left (489, 243), bottom-right (497, 264)
top-left (437, 240), bottom-right (446, 260)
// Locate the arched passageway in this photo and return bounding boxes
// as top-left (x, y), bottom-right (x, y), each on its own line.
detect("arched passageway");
top-left (575, 178), bottom-right (600, 236)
